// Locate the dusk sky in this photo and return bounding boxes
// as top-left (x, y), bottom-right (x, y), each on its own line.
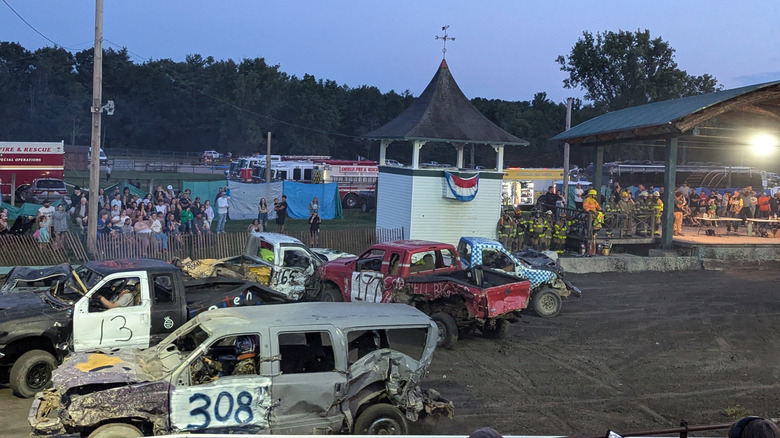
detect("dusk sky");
top-left (2, 1), bottom-right (779, 104)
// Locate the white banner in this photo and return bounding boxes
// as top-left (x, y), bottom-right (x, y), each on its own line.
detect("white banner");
top-left (227, 181), bottom-right (284, 220)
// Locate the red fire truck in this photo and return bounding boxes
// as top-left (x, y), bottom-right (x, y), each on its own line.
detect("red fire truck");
top-left (0, 141), bottom-right (65, 201)
top-left (312, 160), bottom-right (378, 209)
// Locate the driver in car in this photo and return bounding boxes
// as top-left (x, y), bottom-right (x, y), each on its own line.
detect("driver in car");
top-left (99, 279), bottom-right (139, 309)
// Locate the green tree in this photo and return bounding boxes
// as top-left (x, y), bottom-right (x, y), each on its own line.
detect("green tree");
top-left (556, 29), bottom-right (720, 111)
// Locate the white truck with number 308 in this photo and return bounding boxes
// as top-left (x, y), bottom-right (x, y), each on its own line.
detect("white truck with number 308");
top-left (29, 303), bottom-right (453, 437)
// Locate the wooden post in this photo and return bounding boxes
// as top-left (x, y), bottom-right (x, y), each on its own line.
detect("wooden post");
top-left (593, 146), bottom-right (604, 200)
top-left (661, 137), bottom-right (678, 249)
top-left (87, 0), bottom-right (104, 254)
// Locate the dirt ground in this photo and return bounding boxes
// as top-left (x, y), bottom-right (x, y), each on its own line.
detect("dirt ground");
top-left (2, 267), bottom-right (779, 437)
top-left (422, 267), bottom-right (780, 437)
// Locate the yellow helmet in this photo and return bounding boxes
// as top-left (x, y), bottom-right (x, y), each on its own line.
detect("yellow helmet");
top-left (587, 189), bottom-right (597, 196)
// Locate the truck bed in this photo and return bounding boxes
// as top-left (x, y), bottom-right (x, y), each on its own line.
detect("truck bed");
top-left (184, 278), bottom-right (289, 318)
top-left (406, 266), bottom-right (524, 289)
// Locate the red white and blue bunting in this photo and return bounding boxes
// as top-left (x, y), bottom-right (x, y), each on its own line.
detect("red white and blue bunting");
top-left (444, 171), bottom-right (479, 202)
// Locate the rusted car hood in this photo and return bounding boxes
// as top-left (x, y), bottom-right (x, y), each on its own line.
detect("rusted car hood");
top-left (53, 349), bottom-right (162, 390)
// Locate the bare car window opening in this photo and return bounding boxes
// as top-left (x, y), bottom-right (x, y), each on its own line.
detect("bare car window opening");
top-left (347, 330), bottom-right (389, 365)
top-left (278, 331), bottom-right (335, 374)
top-left (153, 274), bottom-right (174, 303)
top-left (385, 328), bottom-right (428, 360)
top-left (356, 249), bottom-right (385, 272)
top-left (190, 334), bottom-right (261, 385)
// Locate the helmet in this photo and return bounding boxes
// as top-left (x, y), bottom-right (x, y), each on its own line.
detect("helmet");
top-left (587, 189), bottom-right (597, 196)
top-left (653, 191), bottom-right (660, 197)
top-left (620, 191), bottom-right (629, 198)
top-left (545, 210), bottom-right (553, 216)
top-left (235, 336), bottom-right (257, 359)
top-left (639, 191), bottom-right (649, 197)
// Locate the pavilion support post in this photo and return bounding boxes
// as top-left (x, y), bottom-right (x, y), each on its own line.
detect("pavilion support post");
top-left (593, 146), bottom-right (604, 200)
top-left (379, 140), bottom-right (390, 165)
top-left (412, 140), bottom-right (425, 169)
top-left (492, 144), bottom-right (505, 172)
top-left (455, 144), bottom-right (465, 168)
top-left (661, 137), bottom-right (678, 249)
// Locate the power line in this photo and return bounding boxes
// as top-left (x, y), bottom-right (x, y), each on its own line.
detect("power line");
top-left (1, 0), bottom-right (80, 51)
top-left (102, 39), bottom-right (362, 140)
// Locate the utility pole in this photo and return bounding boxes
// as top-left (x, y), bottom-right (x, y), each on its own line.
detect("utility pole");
top-left (265, 132), bottom-right (272, 183)
top-left (87, 0), bottom-right (103, 254)
top-left (562, 97), bottom-right (572, 202)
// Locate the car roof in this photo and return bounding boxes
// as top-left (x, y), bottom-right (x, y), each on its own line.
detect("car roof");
top-left (371, 240), bottom-right (455, 252)
top-left (249, 232), bottom-right (304, 246)
top-left (461, 236), bottom-right (502, 248)
top-left (85, 258), bottom-right (174, 275)
top-left (197, 302), bottom-right (433, 336)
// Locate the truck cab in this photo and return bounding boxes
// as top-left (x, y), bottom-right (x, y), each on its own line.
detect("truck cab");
top-left (458, 236), bottom-right (581, 317)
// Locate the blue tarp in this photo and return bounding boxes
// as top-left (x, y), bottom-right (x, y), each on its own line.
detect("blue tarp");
top-left (281, 181), bottom-right (342, 220)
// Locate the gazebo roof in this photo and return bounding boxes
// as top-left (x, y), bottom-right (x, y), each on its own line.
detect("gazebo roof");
top-left (552, 80), bottom-right (780, 146)
top-left (365, 60), bottom-right (529, 146)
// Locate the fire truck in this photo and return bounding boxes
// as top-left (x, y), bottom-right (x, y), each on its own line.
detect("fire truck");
top-left (0, 141), bottom-right (65, 201)
top-left (312, 160), bottom-right (378, 209)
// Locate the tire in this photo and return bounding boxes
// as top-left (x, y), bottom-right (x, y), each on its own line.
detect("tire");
top-left (318, 284), bottom-right (343, 302)
top-left (482, 319), bottom-right (510, 339)
top-left (88, 423), bottom-right (143, 438)
top-left (17, 188), bottom-right (32, 203)
top-left (532, 288), bottom-right (563, 318)
top-left (353, 403), bottom-right (408, 435)
top-left (343, 193), bottom-right (359, 209)
top-left (430, 312), bottom-right (458, 349)
top-left (360, 199), bottom-right (369, 213)
top-left (9, 349), bottom-right (57, 398)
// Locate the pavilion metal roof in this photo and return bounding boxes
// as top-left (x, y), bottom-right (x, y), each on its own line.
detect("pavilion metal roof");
top-left (364, 59), bottom-right (529, 146)
top-left (553, 80), bottom-right (780, 146)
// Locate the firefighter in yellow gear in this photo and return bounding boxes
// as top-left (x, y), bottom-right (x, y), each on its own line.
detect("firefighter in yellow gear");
top-left (583, 189), bottom-right (604, 233)
top-left (652, 191), bottom-right (663, 236)
top-left (513, 211), bottom-right (526, 251)
top-left (540, 210), bottom-right (554, 251)
top-left (528, 209), bottom-right (546, 251)
top-left (603, 195), bottom-right (620, 237)
top-left (552, 213), bottom-right (569, 253)
top-left (617, 191), bottom-right (636, 236)
top-left (499, 210), bottom-right (517, 249)
top-left (635, 191), bottom-right (654, 236)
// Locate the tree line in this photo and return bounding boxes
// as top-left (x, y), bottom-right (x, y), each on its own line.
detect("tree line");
top-left (0, 29), bottom-right (720, 168)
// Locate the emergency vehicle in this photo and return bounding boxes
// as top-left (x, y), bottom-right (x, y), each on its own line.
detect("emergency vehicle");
top-left (502, 168), bottom-right (565, 207)
top-left (0, 141), bottom-right (65, 201)
top-left (312, 159), bottom-right (378, 208)
top-left (252, 160), bottom-right (317, 183)
top-left (227, 155), bottom-right (281, 182)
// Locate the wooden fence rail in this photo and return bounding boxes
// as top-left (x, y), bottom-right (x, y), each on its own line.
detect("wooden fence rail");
top-left (0, 228), bottom-right (404, 266)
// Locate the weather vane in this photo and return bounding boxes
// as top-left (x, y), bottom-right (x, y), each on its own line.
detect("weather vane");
top-left (435, 25), bottom-right (455, 59)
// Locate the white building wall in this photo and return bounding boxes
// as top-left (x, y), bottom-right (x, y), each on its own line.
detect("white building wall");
top-left (376, 168), bottom-right (502, 247)
top-left (376, 171), bottom-right (413, 237)
top-left (408, 172), bottom-right (501, 246)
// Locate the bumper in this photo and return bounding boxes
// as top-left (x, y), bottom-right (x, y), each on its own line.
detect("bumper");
top-left (28, 391), bottom-right (65, 436)
top-left (565, 279), bottom-right (583, 298)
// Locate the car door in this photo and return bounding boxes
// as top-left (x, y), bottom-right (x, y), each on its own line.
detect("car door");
top-left (270, 245), bottom-right (317, 301)
top-left (72, 271), bottom-right (152, 352)
top-left (269, 329), bottom-right (346, 434)
top-left (169, 333), bottom-right (273, 434)
top-left (349, 249), bottom-right (386, 302)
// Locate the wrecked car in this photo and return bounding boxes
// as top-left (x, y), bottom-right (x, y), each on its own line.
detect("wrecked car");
top-left (29, 302), bottom-right (453, 436)
top-left (318, 240), bottom-right (530, 348)
top-left (0, 263), bottom-right (74, 295)
top-left (0, 258), bottom-right (287, 398)
top-left (458, 236), bottom-right (582, 318)
top-left (176, 232), bottom-right (352, 301)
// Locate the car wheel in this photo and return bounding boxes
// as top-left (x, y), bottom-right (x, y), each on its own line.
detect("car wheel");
top-left (353, 403), bottom-right (408, 435)
top-left (360, 198), bottom-right (369, 213)
top-left (9, 349), bottom-right (57, 398)
top-left (430, 312), bottom-right (458, 349)
top-left (17, 188), bottom-right (32, 203)
top-left (88, 423), bottom-right (143, 438)
top-left (532, 288), bottom-right (563, 318)
top-left (318, 284), bottom-right (343, 302)
top-left (482, 319), bottom-right (510, 339)
top-left (343, 193), bottom-right (359, 209)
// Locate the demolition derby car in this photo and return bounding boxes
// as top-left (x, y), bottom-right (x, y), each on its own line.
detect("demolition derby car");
top-left (29, 302), bottom-right (453, 437)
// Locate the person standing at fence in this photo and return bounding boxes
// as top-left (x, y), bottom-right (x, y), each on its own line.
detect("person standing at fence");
top-left (150, 212), bottom-right (168, 250)
top-left (52, 204), bottom-right (69, 249)
top-left (309, 211), bottom-right (321, 246)
top-left (275, 194), bottom-right (288, 234)
top-left (216, 191), bottom-right (229, 233)
top-left (180, 206), bottom-right (194, 233)
top-left (258, 198), bottom-right (269, 232)
top-left (203, 200), bottom-right (214, 231)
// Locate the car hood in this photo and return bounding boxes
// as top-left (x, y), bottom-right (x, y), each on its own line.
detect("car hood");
top-left (53, 349), bottom-right (163, 391)
top-left (0, 263), bottom-right (72, 295)
top-left (310, 248), bottom-right (355, 262)
top-left (0, 290), bottom-right (71, 323)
